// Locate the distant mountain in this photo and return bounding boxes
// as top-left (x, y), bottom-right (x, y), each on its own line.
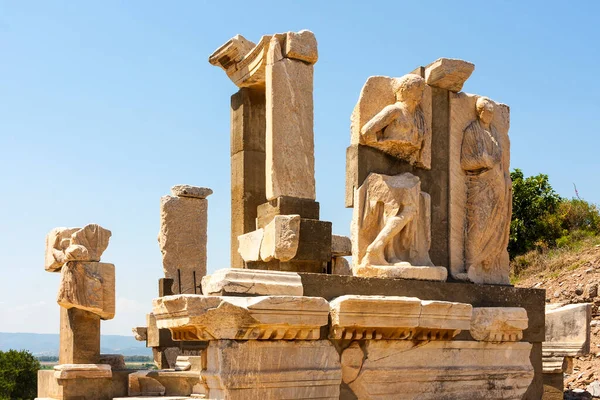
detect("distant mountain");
top-left (0, 332), bottom-right (151, 356)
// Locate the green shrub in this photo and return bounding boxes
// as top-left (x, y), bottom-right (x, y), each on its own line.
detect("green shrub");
top-left (0, 350), bottom-right (40, 400)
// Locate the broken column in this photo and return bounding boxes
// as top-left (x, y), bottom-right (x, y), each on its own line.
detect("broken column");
top-left (39, 224), bottom-right (125, 399)
top-left (210, 30), bottom-right (332, 273)
top-left (158, 184), bottom-right (212, 294)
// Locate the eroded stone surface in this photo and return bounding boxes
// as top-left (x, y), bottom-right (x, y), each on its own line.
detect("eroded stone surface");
top-left (45, 227), bottom-right (79, 272)
top-left (449, 93), bottom-right (511, 284)
top-left (284, 30), bottom-right (318, 64)
top-left (343, 340), bottom-right (533, 400)
top-left (203, 340), bottom-right (341, 400)
top-left (329, 295), bottom-right (471, 340)
top-left (352, 172), bottom-right (445, 281)
top-left (544, 303), bottom-right (591, 357)
top-left (57, 261), bottom-right (115, 320)
top-left (98, 354), bottom-right (126, 370)
top-left (237, 229), bottom-right (264, 262)
top-left (331, 234), bottom-right (352, 256)
top-left (424, 58), bottom-right (475, 92)
top-left (45, 225), bottom-right (111, 272)
top-left (171, 185), bottom-right (213, 199)
top-left (201, 268), bottom-right (303, 296)
top-left (331, 256), bottom-right (352, 276)
top-left (129, 372), bottom-right (166, 396)
top-left (53, 364), bottom-right (112, 380)
top-left (266, 37), bottom-right (316, 201)
top-left (259, 215), bottom-right (301, 262)
top-left (470, 307), bottom-right (528, 342)
top-left (132, 326), bottom-right (148, 341)
top-left (153, 295), bottom-right (328, 341)
top-left (158, 194), bottom-right (208, 294)
top-left (351, 75), bottom-right (432, 169)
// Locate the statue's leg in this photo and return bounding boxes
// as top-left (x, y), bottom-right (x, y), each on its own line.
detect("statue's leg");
top-left (364, 207), bottom-right (416, 266)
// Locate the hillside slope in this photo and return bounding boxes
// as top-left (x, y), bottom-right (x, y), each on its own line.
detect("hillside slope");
top-left (515, 237), bottom-right (600, 396)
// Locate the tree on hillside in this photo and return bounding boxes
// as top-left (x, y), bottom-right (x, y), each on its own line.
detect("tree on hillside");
top-left (509, 169), bottom-right (562, 257)
top-left (0, 350), bottom-right (40, 400)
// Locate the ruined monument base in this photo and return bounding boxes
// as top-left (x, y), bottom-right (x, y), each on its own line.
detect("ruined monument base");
top-left (37, 368), bottom-right (133, 400)
top-left (353, 264), bottom-right (448, 281)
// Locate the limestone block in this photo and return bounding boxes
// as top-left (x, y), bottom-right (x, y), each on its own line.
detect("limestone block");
top-left (153, 295), bottom-right (329, 340)
top-left (201, 268), bottom-right (303, 296)
top-left (53, 364), bottom-right (112, 380)
top-left (98, 354), bottom-right (126, 370)
top-left (45, 227), bottom-right (79, 272)
top-left (329, 295), bottom-right (471, 340)
top-left (171, 185), bottom-right (213, 199)
top-left (470, 307), bottom-right (528, 342)
top-left (544, 303), bottom-right (591, 357)
top-left (146, 313), bottom-right (177, 348)
top-left (259, 215), bottom-right (301, 262)
top-left (174, 355), bottom-right (203, 372)
top-left (331, 234), bottom-right (352, 256)
top-left (59, 307), bottom-right (101, 364)
top-left (350, 75), bottom-right (432, 169)
top-left (266, 37), bottom-right (316, 201)
top-left (284, 30), bottom-right (318, 64)
top-left (56, 261), bottom-right (115, 320)
top-left (256, 196), bottom-right (319, 229)
top-left (237, 229), bottom-right (263, 262)
top-left (203, 340), bottom-right (341, 400)
top-left (331, 256), bottom-right (352, 276)
top-left (158, 194), bottom-right (208, 294)
top-left (448, 92), bottom-right (511, 284)
top-left (132, 326), bottom-right (147, 341)
top-left (342, 340), bottom-right (533, 400)
top-left (129, 372), bottom-right (166, 396)
top-left (424, 58), bottom-right (475, 92)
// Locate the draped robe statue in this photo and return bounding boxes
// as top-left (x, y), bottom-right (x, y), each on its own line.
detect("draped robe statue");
top-left (461, 97), bottom-right (511, 284)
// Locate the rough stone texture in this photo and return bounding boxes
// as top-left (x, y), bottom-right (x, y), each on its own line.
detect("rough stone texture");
top-left (128, 370), bottom-right (201, 396)
top-left (170, 185), bottom-right (213, 199)
top-left (153, 295), bottom-right (328, 341)
top-left (543, 372), bottom-right (565, 400)
top-left (266, 37), bottom-right (316, 201)
top-left (342, 340), bottom-right (533, 399)
top-left (352, 172), bottom-right (445, 281)
top-left (237, 228), bottom-right (264, 262)
top-left (283, 30), bottom-right (318, 64)
top-left (53, 364), bottom-right (112, 380)
top-left (57, 261), bottom-right (115, 320)
top-left (331, 256), bottom-right (352, 276)
top-left (98, 354), bottom-right (126, 370)
top-left (45, 227), bottom-right (79, 272)
top-left (158, 194), bottom-right (208, 294)
top-left (350, 75), bottom-right (432, 168)
top-left (59, 307), bottom-right (100, 365)
top-left (203, 340), bottom-right (341, 399)
top-left (424, 58), bottom-right (475, 92)
top-left (132, 326), bottom-right (147, 341)
top-left (256, 196), bottom-right (319, 229)
top-left (230, 88), bottom-right (266, 269)
top-left (152, 347), bottom-right (179, 370)
top-left (146, 313), bottom-right (177, 348)
top-left (201, 268), bottom-right (303, 296)
top-left (449, 92), bottom-right (511, 284)
top-left (38, 369), bottom-right (132, 400)
top-left (470, 307), bottom-right (528, 342)
top-left (331, 234), bottom-right (352, 256)
top-left (294, 219), bottom-right (332, 263)
top-left (543, 303), bottom-right (591, 364)
top-left (259, 215), bottom-right (301, 262)
top-left (329, 295), bottom-right (471, 340)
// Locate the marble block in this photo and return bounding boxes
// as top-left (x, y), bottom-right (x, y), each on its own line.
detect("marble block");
top-left (470, 307), bottom-right (528, 342)
top-left (201, 268), bottom-right (303, 296)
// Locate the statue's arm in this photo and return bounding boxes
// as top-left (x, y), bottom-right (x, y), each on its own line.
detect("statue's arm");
top-left (360, 104), bottom-right (401, 141)
top-left (461, 124), bottom-right (494, 172)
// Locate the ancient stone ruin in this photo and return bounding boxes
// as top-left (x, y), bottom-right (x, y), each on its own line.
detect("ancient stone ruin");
top-left (36, 29), bottom-right (575, 400)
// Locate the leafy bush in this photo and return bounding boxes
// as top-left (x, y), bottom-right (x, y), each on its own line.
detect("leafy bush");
top-left (0, 350), bottom-right (40, 400)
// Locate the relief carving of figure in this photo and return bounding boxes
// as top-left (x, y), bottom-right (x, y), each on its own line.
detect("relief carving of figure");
top-left (352, 172), bottom-right (446, 281)
top-left (461, 97), bottom-right (512, 284)
top-left (360, 74), bottom-right (430, 167)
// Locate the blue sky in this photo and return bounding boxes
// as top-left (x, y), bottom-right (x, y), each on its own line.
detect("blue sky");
top-left (1, 1), bottom-right (598, 335)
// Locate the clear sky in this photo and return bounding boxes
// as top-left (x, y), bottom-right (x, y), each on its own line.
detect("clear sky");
top-left (1, 1), bottom-right (599, 335)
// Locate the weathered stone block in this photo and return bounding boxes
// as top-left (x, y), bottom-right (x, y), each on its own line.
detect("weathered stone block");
top-left (266, 37), bottom-right (315, 201)
top-left (170, 185), bottom-right (213, 199)
top-left (237, 228), bottom-right (263, 262)
top-left (59, 307), bottom-right (101, 365)
top-left (203, 340), bottom-right (341, 399)
top-left (158, 193), bottom-right (208, 294)
top-left (284, 30), bottom-right (318, 64)
top-left (331, 234), bottom-right (352, 256)
top-left (153, 295), bottom-right (328, 341)
top-left (424, 57), bottom-right (475, 92)
top-left (54, 364), bottom-right (112, 380)
top-left (294, 219), bottom-right (332, 262)
top-left (256, 196), bottom-right (319, 229)
top-left (331, 256), bottom-right (352, 276)
top-left (470, 307), bottom-right (528, 342)
top-left (201, 268), bottom-right (303, 296)
top-left (259, 215), bottom-right (301, 262)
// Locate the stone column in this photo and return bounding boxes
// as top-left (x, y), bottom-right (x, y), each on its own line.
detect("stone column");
top-left (59, 307), bottom-right (100, 364)
top-left (158, 185), bottom-right (212, 294)
top-left (230, 88), bottom-right (266, 269)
